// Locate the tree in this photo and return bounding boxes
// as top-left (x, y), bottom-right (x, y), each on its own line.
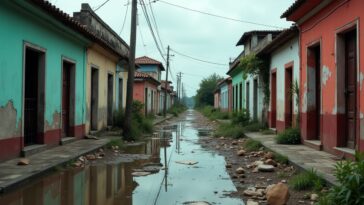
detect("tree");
top-left (195, 73), bottom-right (224, 107)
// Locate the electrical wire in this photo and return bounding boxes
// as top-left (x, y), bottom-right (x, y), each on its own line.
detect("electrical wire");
top-left (170, 48), bottom-right (227, 66)
top-left (93, 0), bottom-right (112, 12)
top-left (154, 0), bottom-right (284, 29)
top-left (139, 0), bottom-right (167, 62)
top-left (118, 0), bottom-right (130, 36)
top-left (148, 0), bottom-right (165, 52)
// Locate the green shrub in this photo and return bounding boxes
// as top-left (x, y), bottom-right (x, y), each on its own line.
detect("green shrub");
top-left (140, 118), bottom-right (153, 134)
top-left (244, 139), bottom-right (263, 151)
top-left (231, 109), bottom-right (251, 126)
top-left (214, 123), bottom-right (245, 139)
top-left (243, 122), bottom-right (266, 132)
top-left (317, 152), bottom-right (364, 205)
top-left (106, 139), bottom-right (123, 149)
top-left (113, 109), bottom-right (125, 128)
top-left (168, 103), bottom-right (187, 117)
top-left (273, 153), bottom-right (289, 165)
top-left (199, 106), bottom-right (231, 120)
top-left (289, 169), bottom-right (324, 191)
top-left (275, 127), bottom-right (301, 144)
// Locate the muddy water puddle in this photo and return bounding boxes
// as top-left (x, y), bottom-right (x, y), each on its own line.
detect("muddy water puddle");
top-left (0, 110), bottom-right (244, 205)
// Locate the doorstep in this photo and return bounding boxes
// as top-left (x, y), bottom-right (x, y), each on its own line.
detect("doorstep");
top-left (304, 140), bottom-right (323, 151)
top-left (60, 137), bottom-right (77, 145)
top-left (333, 147), bottom-right (355, 159)
top-left (21, 144), bottom-right (48, 157)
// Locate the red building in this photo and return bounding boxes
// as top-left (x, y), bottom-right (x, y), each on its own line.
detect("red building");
top-left (282, 0), bottom-right (364, 156)
top-left (133, 71), bottom-right (160, 116)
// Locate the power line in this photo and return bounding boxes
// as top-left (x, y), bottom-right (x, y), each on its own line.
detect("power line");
top-left (139, 0), bottom-right (166, 62)
top-left (170, 48), bottom-right (228, 66)
top-left (154, 0), bottom-right (284, 29)
top-left (148, 0), bottom-right (165, 52)
top-left (93, 0), bottom-right (112, 12)
top-left (118, 0), bottom-right (130, 35)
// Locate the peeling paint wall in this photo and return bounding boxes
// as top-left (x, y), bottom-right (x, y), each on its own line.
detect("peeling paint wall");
top-left (85, 45), bottom-right (118, 133)
top-left (230, 69), bottom-right (245, 112)
top-left (0, 101), bottom-right (21, 139)
top-left (269, 37), bottom-right (300, 124)
top-left (298, 0), bottom-right (364, 154)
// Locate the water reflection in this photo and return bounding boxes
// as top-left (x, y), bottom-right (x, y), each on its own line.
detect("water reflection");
top-left (0, 110), bottom-right (244, 205)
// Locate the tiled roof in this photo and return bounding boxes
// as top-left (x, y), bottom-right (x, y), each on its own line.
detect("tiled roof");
top-left (27, 0), bottom-right (128, 60)
top-left (281, 0), bottom-right (306, 18)
top-left (136, 56), bottom-right (165, 71)
top-left (135, 71), bottom-right (160, 85)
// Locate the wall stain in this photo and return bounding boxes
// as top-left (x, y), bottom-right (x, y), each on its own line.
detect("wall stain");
top-left (302, 82), bottom-right (308, 112)
top-left (45, 111), bottom-right (61, 131)
top-left (322, 65), bottom-right (332, 86)
top-left (0, 101), bottom-right (22, 139)
top-left (359, 72), bottom-right (364, 91)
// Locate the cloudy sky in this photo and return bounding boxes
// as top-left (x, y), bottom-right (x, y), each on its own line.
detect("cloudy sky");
top-left (50, 0), bottom-right (294, 97)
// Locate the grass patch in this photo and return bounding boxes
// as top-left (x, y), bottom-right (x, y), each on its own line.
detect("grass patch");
top-left (106, 139), bottom-right (124, 149)
top-left (244, 139), bottom-right (263, 151)
top-left (168, 103), bottom-right (187, 117)
top-left (277, 171), bottom-right (289, 179)
top-left (273, 152), bottom-right (289, 165)
top-left (243, 122), bottom-right (266, 132)
top-left (214, 123), bottom-right (245, 139)
top-left (289, 169), bottom-right (325, 191)
top-left (275, 127), bottom-right (301, 144)
top-left (199, 106), bottom-right (231, 120)
top-left (261, 129), bottom-right (276, 135)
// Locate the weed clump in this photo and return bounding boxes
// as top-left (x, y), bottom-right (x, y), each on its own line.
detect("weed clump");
top-left (275, 127), bottom-right (301, 144)
top-left (289, 169), bottom-right (324, 191)
top-left (244, 139), bottom-right (263, 151)
top-left (214, 123), bottom-right (245, 139)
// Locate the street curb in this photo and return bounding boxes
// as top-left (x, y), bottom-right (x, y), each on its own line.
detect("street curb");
top-left (0, 138), bottom-right (110, 194)
top-left (244, 133), bottom-right (338, 187)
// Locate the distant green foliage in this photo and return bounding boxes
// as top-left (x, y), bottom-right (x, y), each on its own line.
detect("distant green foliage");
top-left (195, 73), bottom-right (224, 107)
top-left (168, 102), bottom-right (187, 117)
top-left (214, 123), bottom-right (245, 139)
top-left (231, 109), bottom-right (251, 126)
top-left (275, 128), bottom-right (301, 144)
top-left (317, 152), bottom-right (364, 205)
top-left (200, 106), bottom-right (231, 120)
top-left (244, 139), bottom-right (263, 151)
top-left (289, 169), bottom-right (325, 191)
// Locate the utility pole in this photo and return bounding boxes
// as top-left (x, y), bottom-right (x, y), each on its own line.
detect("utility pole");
top-left (163, 46), bottom-right (170, 117)
top-left (123, 0), bottom-right (137, 140)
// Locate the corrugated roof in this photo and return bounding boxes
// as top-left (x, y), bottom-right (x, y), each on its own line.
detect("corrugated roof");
top-left (27, 0), bottom-right (128, 60)
top-left (136, 56), bottom-right (165, 71)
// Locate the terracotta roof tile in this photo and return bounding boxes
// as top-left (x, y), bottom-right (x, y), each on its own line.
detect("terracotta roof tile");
top-left (134, 71), bottom-right (160, 85)
top-left (136, 56), bottom-right (165, 70)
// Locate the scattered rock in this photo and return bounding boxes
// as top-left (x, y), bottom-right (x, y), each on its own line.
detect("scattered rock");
top-left (86, 154), bottom-right (96, 160)
top-left (237, 149), bottom-right (246, 156)
top-left (244, 187), bottom-right (264, 197)
top-left (175, 160), bottom-right (198, 165)
top-left (310, 193), bottom-right (319, 201)
top-left (281, 180), bottom-right (287, 183)
top-left (183, 201), bottom-right (211, 205)
top-left (236, 167), bottom-right (245, 174)
top-left (247, 199), bottom-right (259, 205)
top-left (298, 200), bottom-right (305, 204)
top-left (231, 141), bottom-right (238, 145)
top-left (266, 183), bottom-right (290, 205)
top-left (257, 164), bottom-right (275, 172)
top-left (17, 158), bottom-right (30, 165)
top-left (263, 152), bottom-right (274, 159)
top-left (225, 163), bottom-right (232, 168)
top-left (73, 161), bottom-right (83, 167)
top-left (264, 159), bottom-right (277, 166)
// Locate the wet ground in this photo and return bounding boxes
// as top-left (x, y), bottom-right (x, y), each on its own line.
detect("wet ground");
top-left (0, 110), bottom-right (244, 205)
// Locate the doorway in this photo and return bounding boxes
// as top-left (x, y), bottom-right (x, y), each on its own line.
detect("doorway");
top-left (62, 60), bottom-right (75, 138)
top-left (285, 67), bottom-right (293, 128)
top-left (246, 82), bottom-right (250, 112)
top-left (253, 79), bottom-right (258, 120)
top-left (271, 72), bottom-right (277, 128)
top-left (107, 74), bottom-right (114, 126)
top-left (90, 68), bottom-right (99, 131)
top-left (118, 78), bottom-right (123, 110)
top-left (24, 46), bottom-right (45, 146)
top-left (307, 44), bottom-right (321, 140)
top-left (344, 30), bottom-right (357, 149)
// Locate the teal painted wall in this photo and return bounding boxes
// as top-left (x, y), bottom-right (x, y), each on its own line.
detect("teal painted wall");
top-left (0, 2), bottom-right (87, 132)
top-left (230, 69), bottom-right (245, 111)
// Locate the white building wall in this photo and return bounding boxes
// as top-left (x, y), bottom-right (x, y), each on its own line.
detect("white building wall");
top-left (220, 84), bottom-right (229, 110)
top-left (245, 75), bottom-right (264, 121)
top-left (269, 37), bottom-right (300, 121)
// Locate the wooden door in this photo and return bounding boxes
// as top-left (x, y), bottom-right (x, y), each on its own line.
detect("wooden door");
top-left (285, 68), bottom-right (293, 128)
top-left (345, 30), bottom-right (357, 149)
top-left (62, 63), bottom-right (71, 137)
top-left (91, 68), bottom-right (99, 131)
top-left (271, 73), bottom-right (277, 128)
top-left (253, 79), bottom-right (258, 120)
top-left (107, 74), bottom-right (114, 125)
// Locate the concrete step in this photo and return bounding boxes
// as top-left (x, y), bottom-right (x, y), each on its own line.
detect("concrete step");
top-left (60, 137), bottom-right (77, 145)
top-left (22, 144), bottom-right (48, 157)
top-left (304, 140), bottom-right (323, 151)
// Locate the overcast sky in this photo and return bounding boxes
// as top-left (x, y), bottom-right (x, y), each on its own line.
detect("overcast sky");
top-left (50, 0), bottom-right (294, 97)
